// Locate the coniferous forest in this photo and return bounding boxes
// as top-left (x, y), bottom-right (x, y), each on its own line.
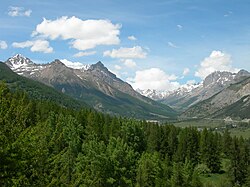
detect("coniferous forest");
top-left (1, 82), bottom-right (250, 187)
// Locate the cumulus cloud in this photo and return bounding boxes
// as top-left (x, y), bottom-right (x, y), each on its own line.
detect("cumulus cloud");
top-left (195, 50), bottom-right (239, 79)
top-left (12, 40), bottom-right (53, 53)
top-left (60, 59), bottom-right (88, 69)
top-left (128, 35), bottom-right (137, 41)
top-left (103, 46), bottom-right (147, 59)
top-left (32, 16), bottom-right (121, 50)
top-left (122, 59), bottom-right (137, 68)
top-left (8, 6), bottom-right (32, 17)
top-left (0, 41), bottom-right (8, 49)
top-left (127, 68), bottom-right (180, 91)
top-left (168, 41), bottom-right (178, 48)
top-left (73, 51), bottom-right (96, 57)
top-left (183, 68), bottom-right (190, 76)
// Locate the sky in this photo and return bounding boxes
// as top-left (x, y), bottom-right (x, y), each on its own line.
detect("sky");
top-left (0, 0), bottom-right (250, 91)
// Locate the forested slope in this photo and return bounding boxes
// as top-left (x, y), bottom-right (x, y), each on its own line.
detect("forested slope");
top-left (0, 82), bottom-right (249, 187)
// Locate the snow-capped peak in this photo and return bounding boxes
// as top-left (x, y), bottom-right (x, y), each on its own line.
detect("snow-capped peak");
top-left (136, 88), bottom-right (172, 100)
top-left (13, 54), bottom-right (25, 59)
top-left (137, 82), bottom-right (202, 100)
top-left (203, 71), bottom-right (239, 87)
top-left (6, 54), bottom-right (33, 69)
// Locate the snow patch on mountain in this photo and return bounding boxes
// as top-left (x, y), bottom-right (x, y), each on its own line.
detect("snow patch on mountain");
top-left (6, 54), bottom-right (33, 69)
top-left (60, 59), bottom-right (90, 70)
top-left (5, 54), bottom-right (46, 76)
top-left (137, 83), bottom-right (202, 100)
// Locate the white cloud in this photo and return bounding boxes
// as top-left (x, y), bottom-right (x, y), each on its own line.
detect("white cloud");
top-left (127, 68), bottom-right (180, 91)
top-left (103, 46), bottom-right (147, 59)
top-left (186, 80), bottom-right (196, 85)
top-left (195, 50), bottom-right (239, 79)
top-left (114, 65), bottom-right (122, 70)
top-left (12, 40), bottom-right (53, 53)
top-left (183, 68), bottom-right (190, 76)
top-left (74, 51), bottom-right (96, 57)
top-left (168, 41), bottom-right (178, 48)
top-left (8, 6), bottom-right (32, 17)
top-left (122, 59), bottom-right (137, 68)
top-left (32, 16), bottom-right (121, 50)
top-left (60, 59), bottom-right (88, 69)
top-left (128, 35), bottom-right (137, 41)
top-left (177, 24), bottom-right (183, 30)
top-left (0, 41), bottom-right (8, 49)
top-left (12, 41), bottom-right (33, 48)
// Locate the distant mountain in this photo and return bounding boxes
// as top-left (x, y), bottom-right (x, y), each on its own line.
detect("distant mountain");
top-left (136, 89), bottom-right (171, 100)
top-left (181, 76), bottom-right (250, 119)
top-left (138, 70), bottom-right (250, 112)
top-left (0, 62), bottom-right (88, 109)
top-left (5, 54), bottom-right (177, 120)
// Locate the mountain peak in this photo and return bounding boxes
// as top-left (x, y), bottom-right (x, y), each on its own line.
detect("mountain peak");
top-left (236, 69), bottom-right (250, 77)
top-left (13, 54), bottom-right (25, 58)
top-left (5, 54), bottom-right (33, 69)
top-left (50, 59), bottom-right (66, 66)
top-left (89, 61), bottom-right (107, 71)
top-left (203, 71), bottom-right (234, 87)
top-left (95, 61), bottom-right (105, 68)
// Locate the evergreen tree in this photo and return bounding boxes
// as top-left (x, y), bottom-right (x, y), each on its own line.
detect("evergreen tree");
top-left (200, 129), bottom-right (221, 173)
top-left (136, 152), bottom-right (162, 187)
top-left (229, 136), bottom-right (249, 186)
top-left (171, 162), bottom-right (184, 187)
top-left (106, 137), bottom-right (137, 186)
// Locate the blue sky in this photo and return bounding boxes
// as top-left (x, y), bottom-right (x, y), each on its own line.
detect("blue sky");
top-left (0, 0), bottom-right (250, 91)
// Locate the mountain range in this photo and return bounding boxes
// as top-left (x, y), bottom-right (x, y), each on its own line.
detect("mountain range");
top-left (2, 54), bottom-right (176, 120)
top-left (1, 54), bottom-right (250, 120)
top-left (138, 70), bottom-right (250, 121)
top-left (181, 76), bottom-right (250, 119)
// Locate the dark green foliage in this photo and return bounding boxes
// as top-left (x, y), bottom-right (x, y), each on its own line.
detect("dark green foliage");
top-left (175, 127), bottom-right (200, 165)
top-left (228, 137), bottom-right (249, 186)
top-left (171, 162), bottom-right (184, 187)
top-left (200, 129), bottom-right (221, 173)
top-left (0, 82), bottom-right (249, 186)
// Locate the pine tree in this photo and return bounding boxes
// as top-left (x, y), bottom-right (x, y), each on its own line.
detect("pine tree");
top-left (136, 152), bottom-right (162, 187)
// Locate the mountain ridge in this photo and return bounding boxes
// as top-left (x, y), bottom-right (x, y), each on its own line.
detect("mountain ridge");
top-left (4, 54), bottom-right (177, 120)
top-left (138, 70), bottom-right (250, 112)
top-left (181, 76), bottom-right (250, 119)
top-left (0, 62), bottom-right (88, 109)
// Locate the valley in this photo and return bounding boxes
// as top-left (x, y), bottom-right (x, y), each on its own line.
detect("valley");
top-left (3, 54), bottom-right (250, 123)
top-left (1, 1), bottom-right (250, 186)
